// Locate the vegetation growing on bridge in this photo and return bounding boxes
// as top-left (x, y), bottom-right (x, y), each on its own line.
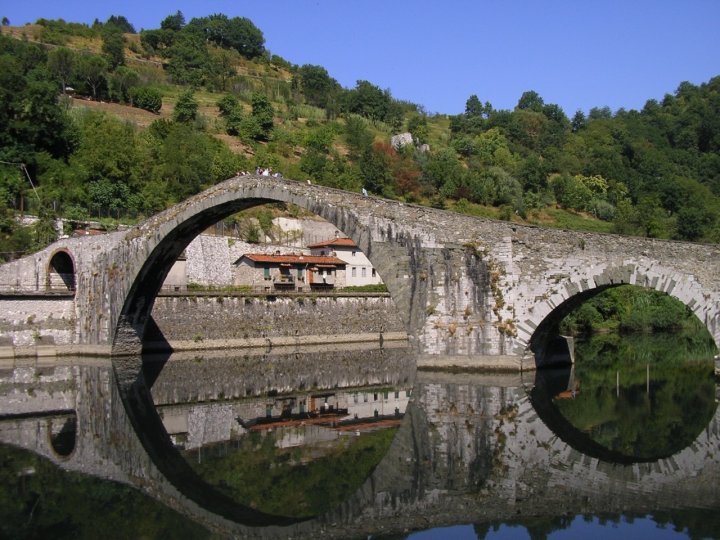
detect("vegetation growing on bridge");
top-left (1, 12), bottom-right (720, 264)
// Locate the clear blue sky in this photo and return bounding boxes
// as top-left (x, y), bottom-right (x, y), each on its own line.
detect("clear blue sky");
top-left (3, 1), bottom-right (719, 116)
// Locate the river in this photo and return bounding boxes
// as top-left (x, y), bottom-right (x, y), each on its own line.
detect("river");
top-left (0, 333), bottom-right (717, 539)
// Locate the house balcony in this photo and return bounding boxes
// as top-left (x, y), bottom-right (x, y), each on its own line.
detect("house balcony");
top-left (273, 275), bottom-right (296, 288)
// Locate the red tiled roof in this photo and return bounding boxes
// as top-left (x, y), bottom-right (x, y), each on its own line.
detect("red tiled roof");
top-left (306, 237), bottom-right (357, 249)
top-left (241, 254), bottom-right (346, 266)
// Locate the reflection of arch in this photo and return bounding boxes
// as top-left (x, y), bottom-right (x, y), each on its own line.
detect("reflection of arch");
top-left (522, 263), bottom-right (719, 367)
top-left (47, 250), bottom-right (76, 293)
top-left (48, 413), bottom-right (77, 457)
top-left (527, 367), bottom-right (719, 464)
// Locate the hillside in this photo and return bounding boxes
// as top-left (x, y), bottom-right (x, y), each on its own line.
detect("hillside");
top-left (1, 13), bottom-right (719, 262)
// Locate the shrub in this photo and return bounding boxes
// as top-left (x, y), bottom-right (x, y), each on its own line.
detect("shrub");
top-left (130, 86), bottom-right (162, 113)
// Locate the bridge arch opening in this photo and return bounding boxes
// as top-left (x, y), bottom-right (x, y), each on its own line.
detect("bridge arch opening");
top-left (47, 250), bottom-right (76, 293)
top-left (526, 281), bottom-right (718, 464)
top-left (48, 413), bottom-right (77, 458)
top-left (110, 184), bottom-right (412, 526)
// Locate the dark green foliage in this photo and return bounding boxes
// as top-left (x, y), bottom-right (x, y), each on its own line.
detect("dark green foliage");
top-left (129, 86), bottom-right (162, 113)
top-left (184, 13), bottom-right (265, 59)
top-left (107, 66), bottom-right (139, 103)
top-left (74, 54), bottom-right (107, 99)
top-left (560, 285), bottom-right (705, 336)
top-left (161, 10), bottom-right (185, 31)
top-left (186, 428), bottom-right (397, 518)
top-left (46, 47), bottom-right (75, 93)
top-left (250, 91), bottom-right (274, 140)
top-left (0, 443), bottom-right (214, 539)
top-left (165, 33), bottom-right (209, 86)
top-left (556, 332), bottom-right (716, 459)
top-left (100, 27), bottom-right (125, 69)
top-left (172, 89), bottom-right (198, 124)
top-left (104, 15), bottom-right (136, 34)
top-left (343, 80), bottom-right (395, 123)
top-left (297, 64), bottom-right (340, 109)
top-left (139, 28), bottom-right (176, 55)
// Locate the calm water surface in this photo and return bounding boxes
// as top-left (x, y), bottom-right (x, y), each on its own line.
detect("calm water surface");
top-left (0, 333), bottom-right (717, 539)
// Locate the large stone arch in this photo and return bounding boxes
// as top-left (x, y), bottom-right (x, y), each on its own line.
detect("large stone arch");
top-left (107, 175), bottom-right (420, 526)
top-left (109, 176), bottom-right (417, 355)
top-left (516, 261), bottom-right (719, 367)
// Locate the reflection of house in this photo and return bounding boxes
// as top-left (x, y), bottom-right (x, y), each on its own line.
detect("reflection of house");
top-left (233, 253), bottom-right (347, 292)
top-left (307, 237), bottom-right (383, 287)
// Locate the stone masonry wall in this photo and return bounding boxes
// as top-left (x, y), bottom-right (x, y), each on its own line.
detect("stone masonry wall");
top-left (149, 294), bottom-right (406, 343)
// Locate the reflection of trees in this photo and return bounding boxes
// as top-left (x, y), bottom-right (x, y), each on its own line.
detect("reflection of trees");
top-left (555, 333), bottom-right (716, 458)
top-left (0, 443), bottom-right (212, 539)
top-left (184, 427), bottom-right (398, 519)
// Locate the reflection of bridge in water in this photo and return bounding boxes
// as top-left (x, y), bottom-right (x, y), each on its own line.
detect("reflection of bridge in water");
top-left (1, 349), bottom-right (718, 538)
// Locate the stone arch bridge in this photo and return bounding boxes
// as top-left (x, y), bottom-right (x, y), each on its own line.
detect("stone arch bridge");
top-left (0, 174), bottom-right (718, 366)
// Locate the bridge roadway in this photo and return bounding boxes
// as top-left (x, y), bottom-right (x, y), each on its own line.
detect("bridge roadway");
top-left (0, 358), bottom-right (718, 538)
top-left (0, 174), bottom-right (718, 366)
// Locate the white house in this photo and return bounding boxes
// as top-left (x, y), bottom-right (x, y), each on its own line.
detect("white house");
top-left (307, 237), bottom-right (383, 287)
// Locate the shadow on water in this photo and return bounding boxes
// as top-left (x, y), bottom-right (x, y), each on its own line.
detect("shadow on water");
top-left (529, 332), bottom-right (718, 463)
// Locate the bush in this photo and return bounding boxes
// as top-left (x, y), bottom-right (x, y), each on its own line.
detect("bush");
top-left (130, 86), bottom-right (162, 113)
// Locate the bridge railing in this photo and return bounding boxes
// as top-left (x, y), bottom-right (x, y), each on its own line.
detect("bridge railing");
top-left (0, 275), bottom-right (76, 296)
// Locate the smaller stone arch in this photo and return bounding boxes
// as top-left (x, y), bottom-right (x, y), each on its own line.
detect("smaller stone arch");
top-left (47, 413), bottom-right (77, 457)
top-left (518, 262), bottom-right (720, 367)
top-left (47, 250), bottom-right (76, 293)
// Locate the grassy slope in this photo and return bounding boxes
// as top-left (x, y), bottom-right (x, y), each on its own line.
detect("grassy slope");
top-left (3, 25), bottom-right (613, 234)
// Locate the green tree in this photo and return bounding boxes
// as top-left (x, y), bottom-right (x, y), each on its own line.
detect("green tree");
top-left (421, 148), bottom-right (464, 191)
top-left (250, 92), bottom-right (274, 140)
top-left (207, 47), bottom-right (238, 91)
top-left (407, 113), bottom-right (429, 144)
top-left (465, 94), bottom-right (483, 116)
top-left (101, 27), bottom-right (125, 69)
top-left (571, 110), bottom-right (587, 132)
top-left (297, 64), bottom-right (339, 109)
top-left (517, 90), bottom-right (544, 112)
top-left (165, 33), bottom-right (208, 86)
top-left (129, 86), bottom-right (162, 113)
top-left (75, 54), bottom-right (108, 100)
top-left (343, 80), bottom-right (392, 122)
top-left (107, 66), bottom-right (139, 103)
top-left (343, 115), bottom-right (373, 159)
top-left (161, 10), bottom-right (185, 31)
top-left (105, 15), bottom-right (135, 34)
top-left (69, 111), bottom-right (140, 216)
top-left (184, 14), bottom-right (265, 59)
top-left (46, 47), bottom-right (75, 93)
top-left (359, 142), bottom-right (394, 195)
top-left (172, 89), bottom-right (198, 124)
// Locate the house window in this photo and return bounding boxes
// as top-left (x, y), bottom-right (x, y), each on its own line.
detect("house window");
top-left (297, 267), bottom-right (305, 281)
top-left (263, 267), bottom-right (270, 280)
top-left (361, 267), bottom-right (367, 277)
top-left (372, 268), bottom-right (376, 277)
top-left (352, 267), bottom-right (357, 277)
